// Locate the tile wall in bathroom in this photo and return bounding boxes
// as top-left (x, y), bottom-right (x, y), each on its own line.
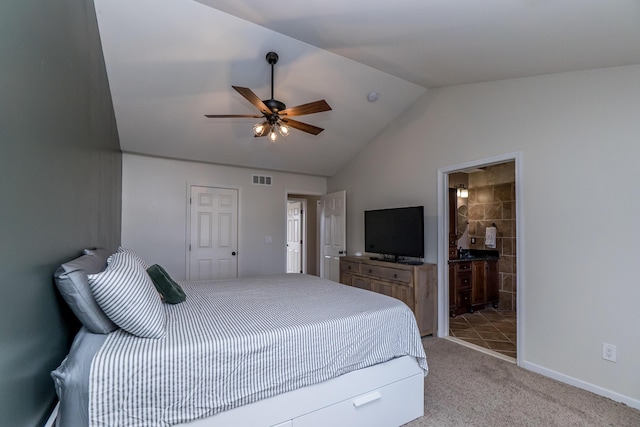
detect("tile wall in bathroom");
top-left (468, 162), bottom-right (517, 310)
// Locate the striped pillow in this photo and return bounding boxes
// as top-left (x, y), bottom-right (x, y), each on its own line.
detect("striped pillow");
top-left (116, 246), bottom-right (150, 269)
top-left (88, 252), bottom-right (165, 339)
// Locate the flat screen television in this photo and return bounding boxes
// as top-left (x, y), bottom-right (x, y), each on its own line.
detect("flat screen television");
top-left (364, 206), bottom-right (424, 262)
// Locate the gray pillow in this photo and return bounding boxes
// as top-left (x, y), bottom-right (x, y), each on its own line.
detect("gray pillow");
top-left (54, 249), bottom-right (118, 334)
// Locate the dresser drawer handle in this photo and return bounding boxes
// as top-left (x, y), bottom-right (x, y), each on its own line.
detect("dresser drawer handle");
top-left (353, 391), bottom-right (382, 407)
top-left (393, 273), bottom-right (398, 278)
top-left (348, 265), bottom-right (351, 270)
top-left (368, 269), bottom-right (373, 274)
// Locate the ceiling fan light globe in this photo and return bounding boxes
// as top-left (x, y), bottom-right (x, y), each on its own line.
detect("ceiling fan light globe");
top-left (253, 122), bottom-right (268, 136)
top-left (278, 123), bottom-right (290, 137)
top-left (269, 128), bottom-right (278, 142)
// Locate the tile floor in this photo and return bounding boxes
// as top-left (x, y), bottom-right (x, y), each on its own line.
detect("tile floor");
top-left (449, 308), bottom-right (517, 359)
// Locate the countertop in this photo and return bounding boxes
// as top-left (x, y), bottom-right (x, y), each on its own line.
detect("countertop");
top-left (448, 249), bottom-right (499, 263)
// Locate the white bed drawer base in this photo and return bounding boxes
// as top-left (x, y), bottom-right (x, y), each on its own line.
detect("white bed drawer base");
top-left (292, 373), bottom-right (424, 427)
top-left (178, 355), bottom-right (425, 427)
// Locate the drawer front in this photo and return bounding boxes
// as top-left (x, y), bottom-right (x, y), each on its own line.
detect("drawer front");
top-left (361, 264), bottom-right (381, 277)
top-left (360, 265), bottom-right (412, 285)
top-left (456, 261), bottom-right (472, 272)
top-left (457, 290), bottom-right (471, 307)
top-left (339, 272), bottom-right (353, 286)
top-left (372, 279), bottom-right (413, 308)
top-left (456, 272), bottom-right (472, 289)
top-left (377, 267), bottom-right (412, 284)
top-left (292, 373), bottom-right (424, 427)
top-left (351, 276), bottom-right (371, 290)
top-left (341, 260), bottom-right (360, 273)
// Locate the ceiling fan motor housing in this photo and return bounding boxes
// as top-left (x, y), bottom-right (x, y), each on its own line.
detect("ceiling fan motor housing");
top-left (266, 51), bottom-right (279, 65)
top-left (264, 98), bottom-right (286, 113)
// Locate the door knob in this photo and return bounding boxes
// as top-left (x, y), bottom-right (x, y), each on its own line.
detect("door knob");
top-left (232, 251), bottom-right (236, 256)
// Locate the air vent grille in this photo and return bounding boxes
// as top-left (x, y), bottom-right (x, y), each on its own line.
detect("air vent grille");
top-left (252, 174), bottom-right (272, 186)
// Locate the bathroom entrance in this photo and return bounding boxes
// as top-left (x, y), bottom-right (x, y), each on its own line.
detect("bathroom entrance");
top-left (439, 153), bottom-right (522, 364)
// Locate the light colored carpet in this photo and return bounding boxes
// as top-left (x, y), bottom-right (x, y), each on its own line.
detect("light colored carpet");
top-left (404, 337), bottom-right (640, 426)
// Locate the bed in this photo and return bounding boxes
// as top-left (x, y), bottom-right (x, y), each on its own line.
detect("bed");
top-left (52, 248), bottom-right (428, 427)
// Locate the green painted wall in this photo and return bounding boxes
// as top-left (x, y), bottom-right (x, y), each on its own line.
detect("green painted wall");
top-left (0, 1), bottom-right (121, 425)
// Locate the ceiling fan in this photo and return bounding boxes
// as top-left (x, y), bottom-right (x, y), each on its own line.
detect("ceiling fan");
top-left (205, 52), bottom-right (332, 142)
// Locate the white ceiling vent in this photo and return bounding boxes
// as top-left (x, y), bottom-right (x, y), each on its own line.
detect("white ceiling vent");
top-left (252, 174), bottom-right (272, 186)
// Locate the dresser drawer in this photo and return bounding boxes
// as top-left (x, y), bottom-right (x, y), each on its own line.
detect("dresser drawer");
top-left (352, 276), bottom-right (371, 290)
top-left (360, 265), bottom-right (412, 285)
top-left (360, 264), bottom-right (380, 276)
top-left (377, 267), bottom-right (412, 284)
top-left (340, 260), bottom-right (360, 274)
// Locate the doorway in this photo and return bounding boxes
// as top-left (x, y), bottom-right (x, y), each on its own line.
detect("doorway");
top-left (286, 193), bottom-right (322, 276)
top-left (438, 152), bottom-right (523, 366)
top-left (284, 191), bottom-right (347, 279)
top-left (286, 199), bottom-right (305, 274)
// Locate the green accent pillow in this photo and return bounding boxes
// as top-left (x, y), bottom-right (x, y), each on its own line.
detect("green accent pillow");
top-left (146, 264), bottom-right (186, 304)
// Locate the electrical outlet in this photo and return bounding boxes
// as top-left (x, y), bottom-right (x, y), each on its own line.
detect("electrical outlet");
top-left (602, 343), bottom-right (617, 362)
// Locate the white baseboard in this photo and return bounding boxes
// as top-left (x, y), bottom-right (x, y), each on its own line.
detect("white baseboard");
top-left (43, 401), bottom-right (58, 427)
top-left (522, 361), bottom-right (640, 411)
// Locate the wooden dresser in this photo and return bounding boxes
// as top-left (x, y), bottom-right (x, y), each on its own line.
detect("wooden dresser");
top-left (339, 256), bottom-right (437, 336)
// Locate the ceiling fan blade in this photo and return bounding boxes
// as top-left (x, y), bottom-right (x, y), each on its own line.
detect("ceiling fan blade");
top-left (279, 100), bottom-right (331, 117)
top-left (232, 86), bottom-right (272, 115)
top-left (204, 114), bottom-right (263, 118)
top-left (281, 118), bottom-right (324, 135)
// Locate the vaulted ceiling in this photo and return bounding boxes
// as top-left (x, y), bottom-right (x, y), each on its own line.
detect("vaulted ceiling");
top-left (95, 0), bottom-right (640, 176)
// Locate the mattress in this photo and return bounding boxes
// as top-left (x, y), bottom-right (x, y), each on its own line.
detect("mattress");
top-left (53, 274), bottom-right (427, 427)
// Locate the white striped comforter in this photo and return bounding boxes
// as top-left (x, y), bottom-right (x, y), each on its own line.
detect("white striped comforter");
top-left (89, 274), bottom-right (428, 426)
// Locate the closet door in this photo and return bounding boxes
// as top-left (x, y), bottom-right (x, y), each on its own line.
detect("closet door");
top-left (188, 186), bottom-right (238, 280)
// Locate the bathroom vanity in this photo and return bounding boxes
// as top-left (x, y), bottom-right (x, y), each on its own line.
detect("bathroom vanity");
top-left (448, 250), bottom-right (499, 317)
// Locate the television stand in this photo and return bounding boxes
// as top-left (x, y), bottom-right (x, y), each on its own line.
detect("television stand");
top-left (339, 256), bottom-right (437, 336)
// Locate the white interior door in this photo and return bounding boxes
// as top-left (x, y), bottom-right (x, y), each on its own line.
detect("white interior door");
top-left (286, 201), bottom-right (302, 273)
top-left (320, 190), bottom-right (346, 282)
top-left (188, 186), bottom-right (238, 280)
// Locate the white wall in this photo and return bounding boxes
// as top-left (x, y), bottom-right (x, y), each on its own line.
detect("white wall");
top-left (122, 154), bottom-right (326, 279)
top-left (328, 65), bottom-right (640, 407)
